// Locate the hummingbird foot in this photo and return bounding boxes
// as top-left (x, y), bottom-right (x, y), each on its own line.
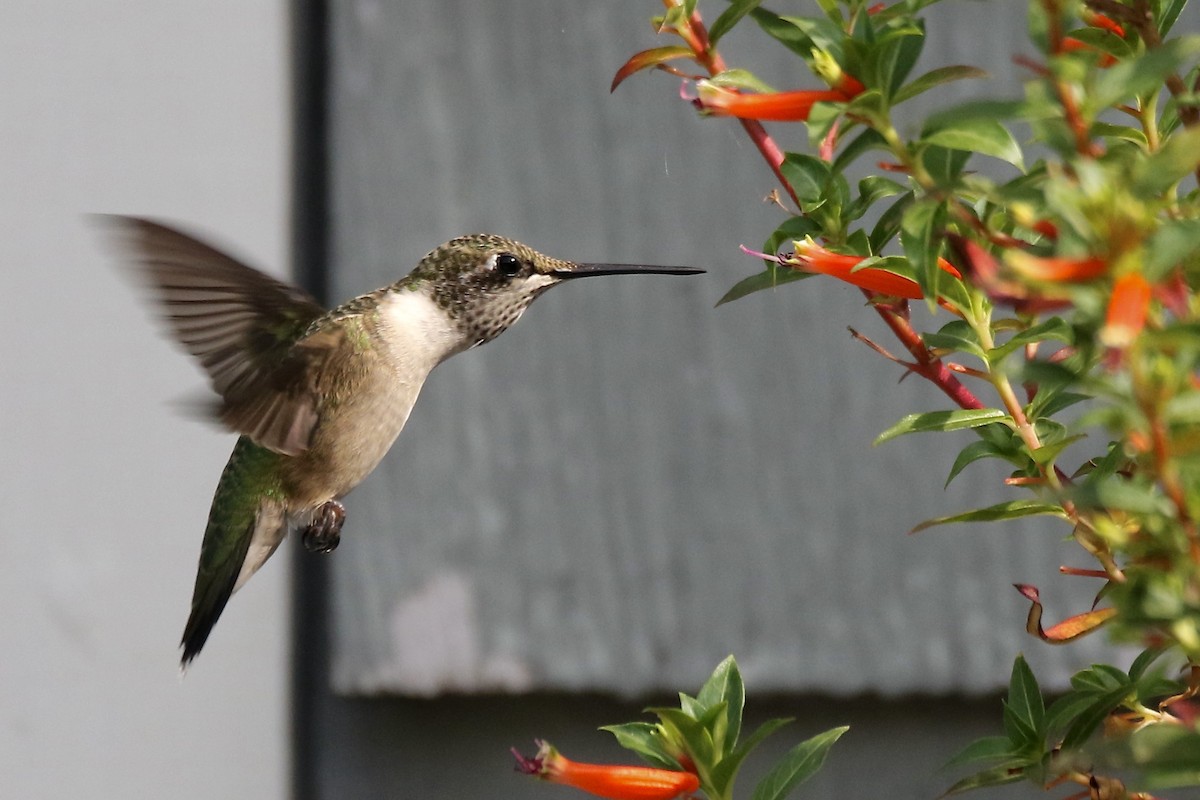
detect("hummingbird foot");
top-left (301, 500), bottom-right (345, 553)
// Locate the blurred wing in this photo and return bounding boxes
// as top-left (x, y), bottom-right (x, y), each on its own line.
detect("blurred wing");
top-left (103, 215), bottom-right (328, 455)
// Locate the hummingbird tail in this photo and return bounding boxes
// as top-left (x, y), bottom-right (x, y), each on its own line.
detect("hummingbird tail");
top-left (180, 437), bottom-right (286, 666)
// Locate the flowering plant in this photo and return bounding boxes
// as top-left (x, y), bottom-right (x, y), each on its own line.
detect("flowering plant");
top-left (515, 657), bottom-right (845, 800)
top-left (517, 0), bottom-right (1200, 798)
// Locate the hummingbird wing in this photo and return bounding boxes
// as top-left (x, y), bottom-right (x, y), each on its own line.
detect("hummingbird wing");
top-left (105, 216), bottom-right (328, 455)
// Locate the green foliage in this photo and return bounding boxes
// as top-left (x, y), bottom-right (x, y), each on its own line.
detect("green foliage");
top-left (603, 657), bottom-right (846, 800)
top-left (945, 651), bottom-right (1188, 795)
top-left (607, 0), bottom-right (1200, 796)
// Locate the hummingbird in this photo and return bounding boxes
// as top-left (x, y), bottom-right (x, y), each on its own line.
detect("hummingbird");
top-left (105, 216), bottom-right (702, 665)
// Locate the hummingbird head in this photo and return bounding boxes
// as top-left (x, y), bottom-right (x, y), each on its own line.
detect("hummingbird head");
top-left (407, 234), bottom-right (703, 347)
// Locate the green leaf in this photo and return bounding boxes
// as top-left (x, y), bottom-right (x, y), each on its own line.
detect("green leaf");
top-left (910, 500), bottom-right (1068, 532)
top-left (832, 128), bottom-right (889, 174)
top-left (1135, 126), bottom-right (1200, 195)
top-left (1060, 685), bottom-right (1133, 750)
top-left (651, 706), bottom-right (715, 767)
top-left (1144, 217), bottom-right (1200, 281)
top-left (708, 717), bottom-right (794, 798)
top-left (709, 68), bottom-right (777, 94)
top-left (941, 736), bottom-right (1020, 771)
top-left (988, 318), bottom-right (1073, 364)
top-left (678, 692), bottom-right (704, 719)
top-left (1007, 655), bottom-right (1045, 736)
top-left (1091, 35), bottom-right (1200, 110)
top-left (732, 717), bottom-right (793, 759)
top-left (773, 15), bottom-right (846, 62)
top-left (1002, 701), bottom-right (1041, 752)
top-left (1093, 121), bottom-right (1148, 146)
top-left (923, 319), bottom-right (987, 361)
top-left (1028, 389), bottom-right (1090, 420)
top-left (920, 144), bottom-right (972, 184)
top-left (847, 176), bottom-right (907, 222)
top-left (1128, 647), bottom-right (1169, 683)
top-left (716, 267), bottom-right (812, 306)
top-left (940, 764), bottom-right (1027, 795)
top-left (843, 88), bottom-right (889, 128)
top-left (1045, 690), bottom-right (1103, 737)
top-left (750, 726), bottom-right (848, 800)
top-left (893, 65), bottom-right (988, 104)
top-left (696, 655), bottom-right (744, 757)
top-left (874, 408), bottom-right (1010, 445)
top-left (1071, 663), bottom-right (1131, 693)
top-left (708, 0), bottom-right (764, 44)
top-left (765, 216), bottom-right (822, 254)
top-left (748, 8), bottom-right (816, 58)
top-left (1157, 0), bottom-right (1189, 35)
top-left (922, 118), bottom-right (1024, 170)
top-left (870, 191), bottom-right (913, 252)
top-left (945, 439), bottom-right (1007, 487)
top-left (1028, 433), bottom-right (1086, 467)
top-left (601, 722), bottom-right (684, 770)
top-left (868, 26), bottom-right (925, 99)
top-left (780, 152), bottom-right (832, 209)
top-left (900, 198), bottom-right (948, 308)
top-left (1069, 477), bottom-right (1176, 516)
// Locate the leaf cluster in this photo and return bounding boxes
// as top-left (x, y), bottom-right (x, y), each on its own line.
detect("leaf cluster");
top-left (603, 656), bottom-right (847, 800)
top-left (943, 650), bottom-right (1189, 794)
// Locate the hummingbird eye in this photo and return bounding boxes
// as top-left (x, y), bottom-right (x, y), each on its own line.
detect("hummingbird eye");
top-left (494, 253), bottom-right (522, 277)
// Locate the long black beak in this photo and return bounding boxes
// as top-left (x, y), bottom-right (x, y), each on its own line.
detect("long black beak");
top-left (554, 262), bottom-right (705, 279)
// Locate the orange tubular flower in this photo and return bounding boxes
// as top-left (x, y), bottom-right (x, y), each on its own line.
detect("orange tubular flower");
top-left (1101, 272), bottom-right (1152, 347)
top-left (513, 741), bottom-right (700, 800)
top-left (1007, 252), bottom-right (1109, 282)
top-left (692, 80), bottom-right (862, 122)
top-left (779, 238), bottom-right (961, 299)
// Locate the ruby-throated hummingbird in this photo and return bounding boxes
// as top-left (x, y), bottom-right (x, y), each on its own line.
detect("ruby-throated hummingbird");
top-left (106, 217), bottom-right (702, 665)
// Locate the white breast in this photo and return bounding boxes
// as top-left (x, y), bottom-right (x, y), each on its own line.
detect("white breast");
top-left (376, 289), bottom-right (465, 371)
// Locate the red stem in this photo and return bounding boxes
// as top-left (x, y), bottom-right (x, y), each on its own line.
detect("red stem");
top-left (671, 5), bottom-right (802, 208)
top-left (871, 302), bottom-right (986, 409)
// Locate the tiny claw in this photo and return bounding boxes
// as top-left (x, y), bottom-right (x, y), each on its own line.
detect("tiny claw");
top-left (301, 500), bottom-right (346, 554)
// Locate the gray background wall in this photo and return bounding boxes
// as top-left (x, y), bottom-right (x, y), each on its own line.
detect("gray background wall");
top-left (2, 2), bottom-right (290, 798)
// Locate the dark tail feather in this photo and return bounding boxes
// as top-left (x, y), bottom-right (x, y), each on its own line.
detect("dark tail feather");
top-left (177, 515), bottom-right (250, 666)
top-left (180, 556), bottom-right (246, 665)
top-left (179, 436), bottom-right (276, 666)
